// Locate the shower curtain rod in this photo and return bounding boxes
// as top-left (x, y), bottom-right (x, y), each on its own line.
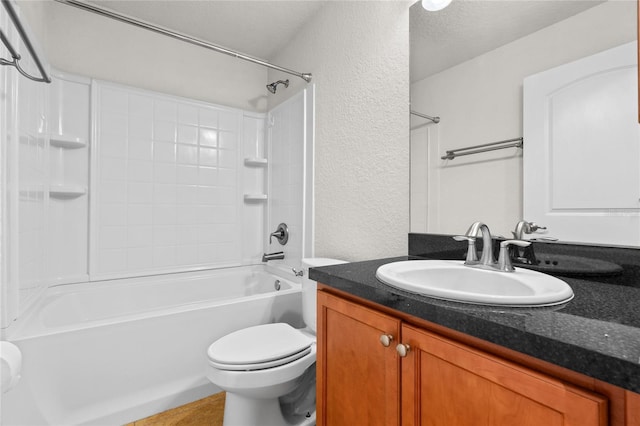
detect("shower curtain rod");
top-left (0, 0), bottom-right (51, 83)
top-left (54, 0), bottom-right (313, 83)
top-left (411, 110), bottom-right (440, 123)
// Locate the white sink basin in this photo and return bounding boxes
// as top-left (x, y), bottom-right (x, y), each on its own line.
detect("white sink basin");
top-left (376, 260), bottom-right (574, 307)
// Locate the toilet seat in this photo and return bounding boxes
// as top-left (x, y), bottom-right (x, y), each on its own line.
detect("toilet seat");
top-left (207, 323), bottom-right (313, 371)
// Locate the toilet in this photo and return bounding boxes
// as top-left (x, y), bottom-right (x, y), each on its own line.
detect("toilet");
top-left (206, 258), bottom-right (347, 426)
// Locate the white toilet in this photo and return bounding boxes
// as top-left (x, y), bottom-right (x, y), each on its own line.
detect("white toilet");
top-left (206, 258), bottom-right (347, 426)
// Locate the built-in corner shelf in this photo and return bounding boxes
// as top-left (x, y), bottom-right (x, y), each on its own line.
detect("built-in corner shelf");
top-left (244, 194), bottom-right (268, 202)
top-left (50, 135), bottom-right (87, 149)
top-left (244, 158), bottom-right (268, 167)
top-left (49, 184), bottom-right (87, 199)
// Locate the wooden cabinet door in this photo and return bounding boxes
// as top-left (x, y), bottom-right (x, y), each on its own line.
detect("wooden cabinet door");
top-left (317, 291), bottom-right (401, 426)
top-left (400, 324), bottom-right (608, 426)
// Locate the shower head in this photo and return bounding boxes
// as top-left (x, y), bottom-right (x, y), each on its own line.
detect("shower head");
top-left (266, 79), bottom-right (289, 94)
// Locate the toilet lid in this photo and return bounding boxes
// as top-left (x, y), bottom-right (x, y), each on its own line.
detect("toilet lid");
top-left (207, 323), bottom-right (313, 371)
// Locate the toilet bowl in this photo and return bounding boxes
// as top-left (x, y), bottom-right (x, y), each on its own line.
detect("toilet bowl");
top-left (206, 258), bottom-right (347, 426)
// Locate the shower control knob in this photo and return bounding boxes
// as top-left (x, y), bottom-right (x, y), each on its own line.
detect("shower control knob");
top-left (396, 343), bottom-right (411, 357)
top-left (379, 334), bottom-right (394, 347)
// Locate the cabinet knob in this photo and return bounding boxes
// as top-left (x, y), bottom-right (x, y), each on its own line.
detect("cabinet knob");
top-left (396, 343), bottom-right (411, 357)
top-left (379, 334), bottom-right (394, 347)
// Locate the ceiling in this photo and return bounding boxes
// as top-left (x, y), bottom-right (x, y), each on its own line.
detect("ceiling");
top-left (86, 0), bottom-right (327, 60)
top-left (82, 0), bottom-right (606, 83)
top-left (410, 0), bottom-right (605, 82)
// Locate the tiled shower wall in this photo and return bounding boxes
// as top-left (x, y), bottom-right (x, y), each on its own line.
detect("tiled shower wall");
top-left (48, 73), bottom-right (90, 284)
top-left (265, 89), bottom-right (313, 273)
top-left (92, 82), bottom-right (253, 278)
top-left (2, 73), bottom-right (270, 328)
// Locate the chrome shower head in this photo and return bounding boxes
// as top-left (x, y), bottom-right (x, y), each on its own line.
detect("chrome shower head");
top-left (266, 79), bottom-right (289, 94)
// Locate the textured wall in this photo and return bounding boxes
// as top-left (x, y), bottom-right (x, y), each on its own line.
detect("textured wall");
top-left (410, 1), bottom-right (637, 238)
top-left (38, 1), bottom-right (267, 112)
top-left (267, 2), bottom-right (411, 261)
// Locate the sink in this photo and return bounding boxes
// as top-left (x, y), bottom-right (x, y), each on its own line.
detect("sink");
top-left (375, 260), bottom-right (574, 307)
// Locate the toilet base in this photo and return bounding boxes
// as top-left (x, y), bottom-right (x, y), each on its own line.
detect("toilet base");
top-left (222, 392), bottom-right (315, 426)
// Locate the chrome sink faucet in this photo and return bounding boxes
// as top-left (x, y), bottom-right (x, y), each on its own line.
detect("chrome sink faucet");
top-left (462, 221), bottom-right (496, 267)
top-left (455, 222), bottom-right (531, 272)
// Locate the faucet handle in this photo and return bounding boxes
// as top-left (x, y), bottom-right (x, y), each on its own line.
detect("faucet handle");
top-left (513, 220), bottom-right (547, 239)
top-left (498, 240), bottom-right (532, 272)
top-left (528, 222), bottom-right (547, 232)
top-left (453, 235), bottom-right (479, 264)
top-left (269, 223), bottom-right (289, 245)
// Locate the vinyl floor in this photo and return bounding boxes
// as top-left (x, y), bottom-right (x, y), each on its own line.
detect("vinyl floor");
top-left (124, 392), bottom-right (225, 426)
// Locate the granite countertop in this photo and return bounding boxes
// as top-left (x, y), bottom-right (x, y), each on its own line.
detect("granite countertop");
top-left (309, 235), bottom-right (640, 394)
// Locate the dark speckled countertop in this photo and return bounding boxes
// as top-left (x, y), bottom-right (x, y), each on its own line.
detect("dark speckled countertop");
top-left (309, 233), bottom-right (640, 394)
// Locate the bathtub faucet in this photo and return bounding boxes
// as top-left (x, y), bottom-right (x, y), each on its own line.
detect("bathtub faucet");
top-left (262, 251), bottom-right (284, 262)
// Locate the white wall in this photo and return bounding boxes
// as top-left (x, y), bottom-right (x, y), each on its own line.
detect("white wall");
top-left (267, 1), bottom-right (411, 261)
top-left (411, 1), bottom-right (637, 238)
top-left (38, 1), bottom-right (268, 112)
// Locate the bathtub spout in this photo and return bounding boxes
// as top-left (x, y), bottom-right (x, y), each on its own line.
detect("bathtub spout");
top-left (262, 251), bottom-right (284, 262)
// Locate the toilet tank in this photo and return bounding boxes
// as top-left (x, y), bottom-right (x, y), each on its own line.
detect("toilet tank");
top-left (301, 258), bottom-right (348, 333)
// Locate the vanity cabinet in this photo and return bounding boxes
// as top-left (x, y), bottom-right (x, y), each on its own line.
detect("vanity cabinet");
top-left (316, 291), bottom-right (401, 425)
top-left (401, 323), bottom-right (606, 425)
top-left (317, 290), bottom-right (610, 426)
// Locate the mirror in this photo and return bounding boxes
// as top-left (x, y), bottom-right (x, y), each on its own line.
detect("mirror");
top-left (409, 0), bottom-right (638, 246)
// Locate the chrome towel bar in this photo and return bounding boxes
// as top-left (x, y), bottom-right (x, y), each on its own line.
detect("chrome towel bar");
top-left (411, 110), bottom-right (440, 124)
top-left (0, 0), bottom-right (51, 83)
top-left (441, 137), bottom-right (523, 160)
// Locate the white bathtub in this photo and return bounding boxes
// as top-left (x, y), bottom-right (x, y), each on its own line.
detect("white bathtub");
top-left (1, 265), bottom-right (303, 425)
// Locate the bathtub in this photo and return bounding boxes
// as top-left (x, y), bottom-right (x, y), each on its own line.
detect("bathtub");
top-left (1, 265), bottom-right (303, 425)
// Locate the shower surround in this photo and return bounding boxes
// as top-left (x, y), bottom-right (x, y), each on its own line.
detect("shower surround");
top-left (1, 60), bottom-right (314, 423)
top-left (2, 67), bottom-right (314, 326)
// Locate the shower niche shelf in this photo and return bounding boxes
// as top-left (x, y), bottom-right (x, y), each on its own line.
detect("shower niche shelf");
top-left (49, 184), bottom-right (87, 199)
top-left (244, 158), bottom-right (268, 167)
top-left (50, 134), bottom-right (87, 149)
top-left (244, 194), bottom-right (268, 202)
